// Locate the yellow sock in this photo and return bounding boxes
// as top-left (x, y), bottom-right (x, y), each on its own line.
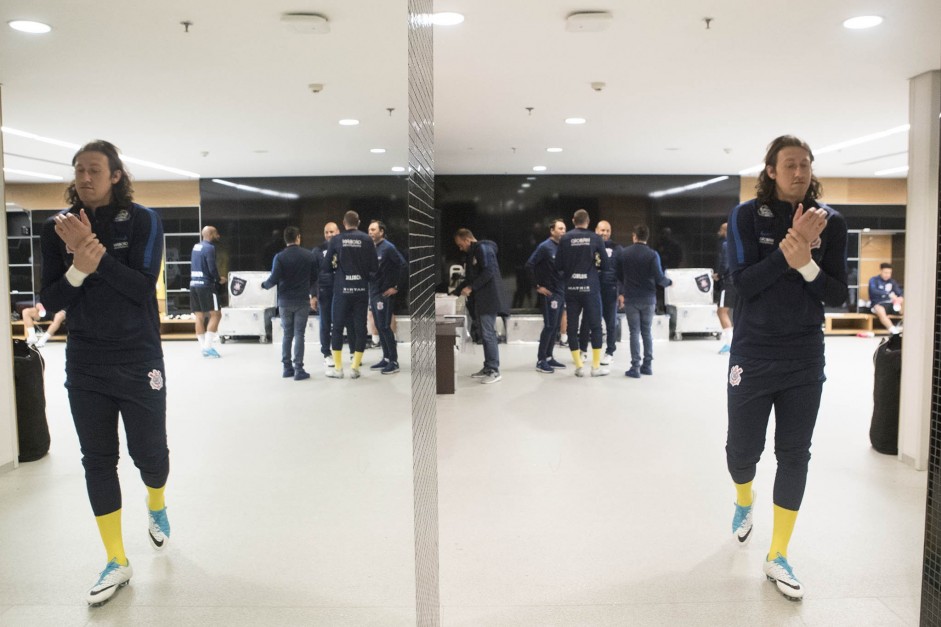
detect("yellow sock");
top-left (95, 509), bottom-right (128, 565)
top-left (352, 351), bottom-right (364, 369)
top-left (768, 505), bottom-right (799, 560)
top-left (592, 348), bottom-right (602, 369)
top-left (571, 350), bottom-right (583, 368)
top-left (333, 350), bottom-right (343, 370)
top-left (146, 484), bottom-right (166, 511)
top-left (735, 481), bottom-right (753, 507)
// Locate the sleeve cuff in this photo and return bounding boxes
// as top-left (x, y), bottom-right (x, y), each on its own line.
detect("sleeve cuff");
top-left (65, 264), bottom-right (90, 287)
top-left (797, 259), bottom-right (821, 282)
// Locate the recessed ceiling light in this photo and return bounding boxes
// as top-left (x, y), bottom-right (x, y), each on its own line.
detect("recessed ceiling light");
top-left (564, 117), bottom-right (587, 125)
top-left (843, 15), bottom-right (883, 29)
top-left (521, 183), bottom-right (531, 188)
top-left (391, 166), bottom-right (406, 173)
top-left (432, 12), bottom-right (464, 26)
top-left (526, 176), bottom-right (537, 181)
top-left (8, 20), bottom-right (52, 34)
top-left (339, 119), bottom-right (360, 126)
top-left (546, 147), bottom-right (563, 153)
top-left (370, 148), bottom-right (386, 154)
top-left (3, 167), bottom-right (63, 181)
top-left (533, 166), bottom-right (548, 172)
top-left (874, 165), bottom-right (909, 176)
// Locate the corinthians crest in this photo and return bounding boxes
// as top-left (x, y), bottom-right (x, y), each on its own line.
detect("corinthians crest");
top-left (230, 277), bottom-right (247, 297)
top-left (695, 273), bottom-right (711, 293)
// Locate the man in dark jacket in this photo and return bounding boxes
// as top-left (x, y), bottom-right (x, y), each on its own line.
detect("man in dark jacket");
top-left (455, 228), bottom-right (506, 384)
top-left (312, 221), bottom-right (340, 367)
top-left (615, 224), bottom-right (672, 378)
top-left (555, 209), bottom-right (610, 377)
top-left (525, 219), bottom-right (567, 373)
top-left (262, 226), bottom-right (317, 380)
top-left (368, 220), bottom-right (407, 374)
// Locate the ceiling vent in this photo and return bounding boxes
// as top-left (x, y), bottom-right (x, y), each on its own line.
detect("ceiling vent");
top-left (565, 11), bottom-right (613, 33)
top-left (281, 13), bottom-right (330, 34)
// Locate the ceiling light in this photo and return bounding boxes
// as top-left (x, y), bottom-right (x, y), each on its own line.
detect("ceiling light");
top-left (391, 166), bottom-right (406, 173)
top-left (1, 126), bottom-right (79, 149)
top-left (526, 176), bottom-right (537, 181)
top-left (843, 16), bottom-right (883, 29)
top-left (565, 11), bottom-right (613, 33)
top-left (874, 165), bottom-right (909, 176)
top-left (521, 183), bottom-right (531, 188)
top-left (564, 117), bottom-right (587, 125)
top-left (120, 155), bottom-right (200, 178)
top-left (533, 166), bottom-right (548, 172)
top-left (547, 147), bottom-right (563, 153)
top-left (8, 20), bottom-right (52, 34)
top-left (432, 12), bottom-right (464, 26)
top-left (211, 179), bottom-right (299, 199)
top-left (339, 119), bottom-right (360, 126)
top-left (280, 13), bottom-right (330, 34)
top-left (649, 176), bottom-right (729, 198)
top-left (370, 148), bottom-right (386, 154)
top-left (3, 167), bottom-right (63, 181)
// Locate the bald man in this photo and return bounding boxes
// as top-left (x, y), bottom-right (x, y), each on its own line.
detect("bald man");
top-left (579, 220), bottom-right (622, 364)
top-left (313, 221), bottom-right (342, 367)
top-left (190, 225), bottom-right (225, 357)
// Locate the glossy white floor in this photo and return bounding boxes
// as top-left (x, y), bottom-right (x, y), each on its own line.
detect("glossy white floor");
top-left (0, 339), bottom-right (417, 626)
top-left (0, 334), bottom-right (926, 626)
top-left (438, 335), bottom-right (925, 626)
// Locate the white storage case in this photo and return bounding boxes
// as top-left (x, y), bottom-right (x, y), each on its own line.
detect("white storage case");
top-left (219, 271), bottom-right (277, 342)
top-left (219, 308), bottom-right (269, 343)
top-left (664, 268), bottom-right (722, 339)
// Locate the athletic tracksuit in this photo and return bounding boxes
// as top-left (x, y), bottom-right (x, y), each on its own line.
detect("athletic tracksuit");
top-left (725, 197), bottom-right (848, 511)
top-left (327, 228), bottom-right (378, 353)
top-left (370, 239), bottom-right (406, 364)
top-left (580, 240), bottom-right (622, 355)
top-left (189, 238), bottom-right (220, 311)
top-left (39, 202), bottom-right (168, 517)
top-left (868, 276), bottom-right (903, 307)
top-left (525, 237), bottom-right (564, 363)
top-left (555, 227), bottom-right (609, 351)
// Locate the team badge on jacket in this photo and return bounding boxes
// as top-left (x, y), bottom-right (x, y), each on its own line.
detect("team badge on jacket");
top-left (148, 369), bottom-right (164, 391)
top-left (729, 365), bottom-right (743, 387)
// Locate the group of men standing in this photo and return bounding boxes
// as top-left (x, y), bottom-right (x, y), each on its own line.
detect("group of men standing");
top-left (189, 210), bottom-right (406, 380)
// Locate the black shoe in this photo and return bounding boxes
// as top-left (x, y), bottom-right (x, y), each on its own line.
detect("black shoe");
top-left (547, 357), bottom-right (567, 369)
top-left (625, 367), bottom-right (641, 378)
top-left (371, 359), bottom-right (390, 370)
top-left (640, 364), bottom-right (653, 375)
top-left (471, 367), bottom-right (491, 379)
top-left (381, 361), bottom-right (400, 375)
top-left (294, 368), bottom-right (310, 381)
top-left (283, 367), bottom-right (295, 378)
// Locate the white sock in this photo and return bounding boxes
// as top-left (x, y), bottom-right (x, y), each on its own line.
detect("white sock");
top-left (36, 332), bottom-right (50, 347)
top-left (722, 327), bottom-right (733, 343)
top-left (197, 333), bottom-right (206, 349)
top-left (372, 335), bottom-right (379, 344)
top-left (206, 332), bottom-right (218, 347)
top-left (26, 327), bottom-right (37, 340)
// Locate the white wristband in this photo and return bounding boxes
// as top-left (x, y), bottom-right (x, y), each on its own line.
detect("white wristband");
top-left (796, 259), bottom-right (820, 282)
top-left (66, 265), bottom-right (90, 287)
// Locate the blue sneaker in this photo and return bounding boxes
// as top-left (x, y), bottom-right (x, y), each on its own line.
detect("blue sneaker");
top-left (535, 360), bottom-right (554, 374)
top-left (732, 500), bottom-right (753, 545)
top-left (204, 347), bottom-right (221, 358)
top-left (718, 344), bottom-right (731, 354)
top-left (148, 505), bottom-right (171, 550)
top-left (625, 367), bottom-right (641, 378)
top-left (547, 357), bottom-right (566, 369)
top-left (293, 368), bottom-right (310, 381)
top-left (381, 361), bottom-right (400, 375)
top-left (640, 364), bottom-right (653, 375)
top-left (763, 553), bottom-right (804, 600)
top-left (87, 559), bottom-right (133, 606)
top-left (371, 359), bottom-right (389, 370)
top-left (282, 367), bottom-right (295, 378)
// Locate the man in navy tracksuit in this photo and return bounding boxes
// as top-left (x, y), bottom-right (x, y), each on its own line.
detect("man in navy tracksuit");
top-left (615, 224), bottom-right (672, 378)
top-left (868, 263), bottom-right (903, 333)
top-left (262, 226), bottom-right (318, 380)
top-left (312, 221), bottom-right (341, 367)
top-left (455, 228), bottom-right (506, 384)
top-left (40, 140), bottom-right (170, 605)
top-left (554, 209), bottom-right (610, 377)
top-left (525, 218), bottom-right (568, 373)
top-left (367, 220), bottom-right (406, 374)
top-left (725, 135), bottom-right (847, 600)
top-left (325, 211), bottom-right (378, 379)
top-left (189, 225), bottom-right (224, 357)
top-left (592, 220), bottom-right (623, 364)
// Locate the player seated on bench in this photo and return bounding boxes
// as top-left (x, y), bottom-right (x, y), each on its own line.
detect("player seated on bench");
top-left (868, 262), bottom-right (903, 334)
top-left (22, 303), bottom-right (67, 347)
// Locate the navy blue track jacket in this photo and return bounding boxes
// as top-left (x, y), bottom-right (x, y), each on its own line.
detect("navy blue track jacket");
top-left (727, 198), bottom-right (848, 360)
top-left (370, 239), bottom-right (406, 298)
top-left (457, 240), bottom-right (506, 316)
top-left (189, 239), bottom-right (219, 288)
top-left (554, 227), bottom-right (608, 295)
top-left (525, 238), bottom-right (563, 296)
top-left (600, 240), bottom-right (623, 288)
top-left (326, 229), bottom-right (378, 295)
top-left (39, 202), bottom-right (164, 365)
top-left (615, 243), bottom-right (672, 304)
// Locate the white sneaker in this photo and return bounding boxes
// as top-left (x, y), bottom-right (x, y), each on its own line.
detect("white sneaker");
top-left (574, 367), bottom-right (585, 378)
top-left (763, 553), bottom-right (804, 600)
top-left (326, 368), bottom-right (344, 379)
top-left (590, 366), bottom-right (610, 377)
top-left (890, 325), bottom-right (901, 335)
top-left (87, 559), bottom-right (133, 606)
top-left (324, 356), bottom-right (334, 368)
top-left (148, 505), bottom-right (171, 551)
top-left (480, 370), bottom-right (502, 384)
top-left (731, 493), bottom-right (754, 545)
top-left (350, 367), bottom-right (361, 379)
top-left (600, 353), bottom-right (613, 366)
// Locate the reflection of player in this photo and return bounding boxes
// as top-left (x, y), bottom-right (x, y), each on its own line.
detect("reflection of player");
top-left (725, 135), bottom-right (848, 601)
top-left (714, 222), bottom-right (735, 354)
top-left (22, 303), bottom-right (66, 347)
top-left (868, 263), bottom-right (903, 334)
top-left (525, 219), bottom-right (567, 373)
top-left (40, 140), bottom-right (171, 606)
top-left (189, 225), bottom-right (224, 358)
top-left (367, 220), bottom-right (406, 375)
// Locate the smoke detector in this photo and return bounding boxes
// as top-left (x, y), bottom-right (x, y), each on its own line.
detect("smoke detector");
top-left (565, 11), bottom-right (613, 33)
top-left (281, 13), bottom-right (330, 34)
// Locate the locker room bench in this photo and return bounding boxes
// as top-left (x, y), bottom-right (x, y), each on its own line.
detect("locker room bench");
top-left (823, 312), bottom-right (901, 335)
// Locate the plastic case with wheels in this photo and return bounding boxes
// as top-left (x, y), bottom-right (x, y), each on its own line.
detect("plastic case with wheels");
top-left (664, 268), bottom-right (721, 339)
top-left (219, 308), bottom-right (270, 343)
top-left (219, 271), bottom-right (277, 342)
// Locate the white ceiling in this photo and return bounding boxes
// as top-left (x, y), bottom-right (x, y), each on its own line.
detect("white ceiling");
top-left (1, 1), bottom-right (939, 185)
